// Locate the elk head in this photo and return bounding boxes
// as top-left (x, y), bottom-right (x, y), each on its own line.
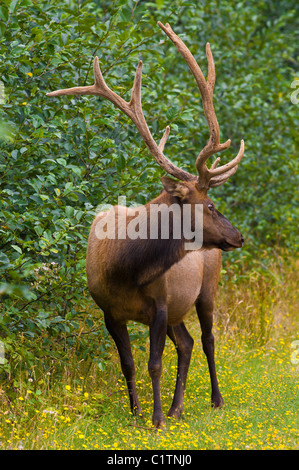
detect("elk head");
top-left (47, 22), bottom-right (244, 252)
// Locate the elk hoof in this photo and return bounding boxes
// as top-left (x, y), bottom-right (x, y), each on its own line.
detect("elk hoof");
top-left (211, 393), bottom-right (224, 408)
top-left (167, 405), bottom-right (184, 420)
top-left (152, 411), bottom-right (166, 429)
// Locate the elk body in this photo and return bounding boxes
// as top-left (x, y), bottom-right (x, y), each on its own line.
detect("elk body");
top-left (47, 22), bottom-right (245, 428)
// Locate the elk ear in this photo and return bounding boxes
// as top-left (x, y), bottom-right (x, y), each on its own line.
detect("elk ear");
top-left (160, 176), bottom-right (190, 200)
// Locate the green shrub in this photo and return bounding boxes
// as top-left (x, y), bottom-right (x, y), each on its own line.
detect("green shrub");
top-left (0, 0), bottom-right (298, 383)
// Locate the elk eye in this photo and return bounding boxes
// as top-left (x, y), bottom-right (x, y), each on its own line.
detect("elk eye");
top-left (208, 203), bottom-right (214, 212)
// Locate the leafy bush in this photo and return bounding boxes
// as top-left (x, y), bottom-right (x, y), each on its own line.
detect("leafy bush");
top-left (0, 0), bottom-right (298, 383)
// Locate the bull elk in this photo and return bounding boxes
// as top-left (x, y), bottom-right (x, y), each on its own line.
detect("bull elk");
top-left (47, 22), bottom-right (245, 428)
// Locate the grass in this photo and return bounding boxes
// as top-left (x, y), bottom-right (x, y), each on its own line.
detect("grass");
top-left (0, 256), bottom-right (298, 450)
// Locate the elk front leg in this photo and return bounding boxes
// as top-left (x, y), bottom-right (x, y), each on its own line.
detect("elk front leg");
top-left (104, 314), bottom-right (142, 417)
top-left (195, 298), bottom-right (224, 408)
top-left (148, 304), bottom-right (168, 428)
top-left (167, 322), bottom-right (194, 419)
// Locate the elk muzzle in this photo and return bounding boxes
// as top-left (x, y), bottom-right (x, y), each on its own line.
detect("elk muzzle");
top-left (203, 209), bottom-right (244, 252)
top-left (217, 210), bottom-right (244, 251)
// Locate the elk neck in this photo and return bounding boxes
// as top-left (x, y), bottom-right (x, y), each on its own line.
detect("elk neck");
top-left (109, 190), bottom-right (188, 287)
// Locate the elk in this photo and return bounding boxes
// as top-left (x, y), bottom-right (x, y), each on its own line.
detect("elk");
top-left (47, 22), bottom-right (244, 428)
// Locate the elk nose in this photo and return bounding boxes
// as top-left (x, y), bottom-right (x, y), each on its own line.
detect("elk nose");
top-left (241, 235), bottom-right (245, 246)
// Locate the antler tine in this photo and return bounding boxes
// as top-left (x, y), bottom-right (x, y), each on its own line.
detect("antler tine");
top-left (129, 59), bottom-right (143, 108)
top-left (209, 162), bottom-right (240, 187)
top-left (206, 42), bottom-right (216, 90)
top-left (158, 21), bottom-right (244, 189)
top-left (93, 56), bottom-right (108, 90)
top-left (47, 55), bottom-right (195, 182)
top-left (158, 126), bottom-right (170, 152)
top-left (210, 139), bottom-right (245, 178)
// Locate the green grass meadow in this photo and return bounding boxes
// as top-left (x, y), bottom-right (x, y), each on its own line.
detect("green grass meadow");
top-left (0, 259), bottom-right (298, 450)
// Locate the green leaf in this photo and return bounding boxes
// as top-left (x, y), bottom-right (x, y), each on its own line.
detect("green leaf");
top-left (0, 6), bottom-right (8, 21)
top-left (65, 206), bottom-right (75, 218)
top-left (166, 106), bottom-right (180, 121)
top-left (57, 158), bottom-right (67, 167)
top-left (34, 225), bottom-right (43, 236)
top-left (156, 0), bottom-right (164, 10)
top-left (11, 245), bottom-right (22, 254)
top-left (0, 252), bottom-right (10, 266)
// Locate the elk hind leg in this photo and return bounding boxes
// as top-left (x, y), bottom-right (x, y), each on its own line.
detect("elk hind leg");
top-left (104, 314), bottom-right (142, 417)
top-left (195, 297), bottom-right (224, 408)
top-left (167, 322), bottom-right (194, 419)
top-left (148, 303), bottom-right (168, 428)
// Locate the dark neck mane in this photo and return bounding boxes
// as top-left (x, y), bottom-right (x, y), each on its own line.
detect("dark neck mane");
top-left (110, 191), bottom-right (187, 286)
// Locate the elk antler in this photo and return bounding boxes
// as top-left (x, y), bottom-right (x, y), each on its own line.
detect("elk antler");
top-left (47, 23), bottom-right (244, 189)
top-left (158, 22), bottom-right (244, 189)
